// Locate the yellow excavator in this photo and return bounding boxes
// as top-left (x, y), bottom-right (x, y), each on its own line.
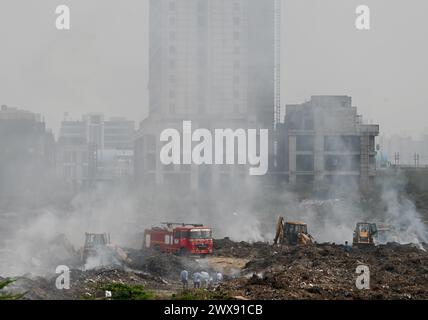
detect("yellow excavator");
top-left (352, 222), bottom-right (378, 247)
top-left (274, 217), bottom-right (314, 245)
top-left (82, 233), bottom-right (129, 265)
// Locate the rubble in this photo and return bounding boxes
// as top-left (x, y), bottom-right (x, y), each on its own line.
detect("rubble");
top-left (1, 239), bottom-right (427, 300)
top-left (213, 238), bottom-right (273, 259)
top-left (1, 248), bottom-right (209, 300)
top-left (2, 267), bottom-right (176, 300)
top-left (215, 241), bottom-right (428, 300)
top-left (126, 248), bottom-right (201, 277)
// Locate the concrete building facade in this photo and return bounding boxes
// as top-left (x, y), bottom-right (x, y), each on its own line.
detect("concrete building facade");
top-left (135, 0), bottom-right (275, 189)
top-left (277, 96), bottom-right (379, 186)
top-left (59, 114), bottom-right (135, 150)
top-left (57, 114), bottom-right (136, 191)
top-left (0, 105), bottom-right (56, 204)
top-left (378, 134), bottom-right (428, 167)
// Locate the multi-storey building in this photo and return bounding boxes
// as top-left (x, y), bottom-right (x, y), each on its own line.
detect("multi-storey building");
top-left (379, 134), bottom-right (428, 167)
top-left (276, 96), bottom-right (379, 186)
top-left (0, 105), bottom-right (55, 204)
top-left (135, 0), bottom-right (276, 189)
top-left (59, 114), bottom-right (135, 150)
top-left (57, 114), bottom-right (135, 190)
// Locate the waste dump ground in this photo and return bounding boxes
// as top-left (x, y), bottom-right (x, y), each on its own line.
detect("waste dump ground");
top-left (215, 240), bottom-right (428, 300)
top-left (1, 240), bottom-right (427, 300)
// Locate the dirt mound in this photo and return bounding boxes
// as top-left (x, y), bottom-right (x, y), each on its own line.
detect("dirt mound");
top-left (3, 241), bottom-right (427, 300)
top-left (2, 267), bottom-right (174, 300)
top-left (126, 249), bottom-right (201, 278)
top-left (1, 248), bottom-right (217, 300)
top-left (216, 242), bottom-right (428, 300)
top-left (213, 238), bottom-right (273, 259)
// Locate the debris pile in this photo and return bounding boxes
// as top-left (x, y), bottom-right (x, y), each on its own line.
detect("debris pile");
top-left (1, 238), bottom-right (427, 300)
top-left (126, 248), bottom-right (200, 277)
top-left (216, 241), bottom-right (428, 300)
top-left (213, 238), bottom-right (272, 259)
top-left (2, 267), bottom-right (175, 300)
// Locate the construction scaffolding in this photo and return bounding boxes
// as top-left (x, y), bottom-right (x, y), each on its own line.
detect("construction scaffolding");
top-left (273, 0), bottom-right (281, 167)
top-left (274, 0), bottom-right (281, 131)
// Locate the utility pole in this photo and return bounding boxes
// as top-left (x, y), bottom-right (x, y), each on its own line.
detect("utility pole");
top-left (394, 152), bottom-right (400, 166)
top-left (414, 153), bottom-right (420, 168)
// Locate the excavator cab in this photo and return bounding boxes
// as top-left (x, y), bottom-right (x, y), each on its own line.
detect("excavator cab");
top-left (84, 233), bottom-right (110, 247)
top-left (274, 217), bottom-right (313, 245)
top-left (353, 223), bottom-right (377, 247)
top-left (82, 233), bottom-right (110, 262)
top-left (284, 222), bottom-right (309, 245)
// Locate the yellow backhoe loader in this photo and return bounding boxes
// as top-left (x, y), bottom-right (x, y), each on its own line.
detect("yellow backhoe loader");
top-left (274, 217), bottom-right (314, 245)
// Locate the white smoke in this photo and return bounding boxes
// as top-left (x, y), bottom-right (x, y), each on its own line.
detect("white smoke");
top-left (380, 177), bottom-right (427, 245)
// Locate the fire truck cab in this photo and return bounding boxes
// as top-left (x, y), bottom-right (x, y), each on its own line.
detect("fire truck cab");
top-left (143, 223), bottom-right (213, 256)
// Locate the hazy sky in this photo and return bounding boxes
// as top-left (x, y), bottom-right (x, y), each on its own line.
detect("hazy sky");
top-left (0, 0), bottom-right (427, 137)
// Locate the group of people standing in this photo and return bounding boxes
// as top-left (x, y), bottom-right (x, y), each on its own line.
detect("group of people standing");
top-left (180, 270), bottom-right (223, 290)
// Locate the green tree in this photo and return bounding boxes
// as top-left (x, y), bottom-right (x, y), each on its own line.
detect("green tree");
top-left (0, 279), bottom-right (26, 300)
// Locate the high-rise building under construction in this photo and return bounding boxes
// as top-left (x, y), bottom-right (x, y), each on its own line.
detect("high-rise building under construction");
top-left (135, 0), bottom-right (277, 189)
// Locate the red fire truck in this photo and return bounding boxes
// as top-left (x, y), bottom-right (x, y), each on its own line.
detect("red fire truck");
top-left (143, 222), bottom-right (213, 256)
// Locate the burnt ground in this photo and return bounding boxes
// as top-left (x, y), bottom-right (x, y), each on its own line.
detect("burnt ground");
top-left (1, 267), bottom-right (177, 300)
top-left (214, 240), bottom-right (428, 300)
top-left (1, 240), bottom-right (427, 300)
top-left (0, 248), bottom-right (200, 300)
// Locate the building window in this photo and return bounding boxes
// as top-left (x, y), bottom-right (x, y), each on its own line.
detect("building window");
top-left (169, 1), bottom-right (176, 11)
top-left (325, 155), bottom-right (360, 171)
top-left (324, 136), bottom-right (361, 152)
top-left (164, 164), bottom-right (174, 171)
top-left (197, 0), bottom-right (205, 12)
top-left (146, 154), bottom-right (156, 171)
top-left (296, 135), bottom-right (314, 152)
top-left (146, 135), bottom-right (156, 152)
top-left (296, 175), bottom-right (314, 185)
top-left (233, 17), bottom-right (240, 26)
top-left (199, 103), bottom-right (205, 114)
top-left (169, 46), bottom-right (176, 54)
top-left (296, 155), bottom-right (314, 171)
top-left (198, 167), bottom-right (212, 190)
top-left (169, 103), bottom-right (175, 114)
top-left (198, 17), bottom-right (206, 27)
top-left (198, 55), bottom-right (206, 67)
top-left (233, 32), bottom-right (240, 41)
top-left (303, 119), bottom-right (314, 130)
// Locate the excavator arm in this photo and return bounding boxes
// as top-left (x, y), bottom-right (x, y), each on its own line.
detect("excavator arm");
top-left (274, 216), bottom-right (284, 245)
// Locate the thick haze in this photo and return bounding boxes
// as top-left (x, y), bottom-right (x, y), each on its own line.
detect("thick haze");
top-left (0, 0), bottom-right (427, 136)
